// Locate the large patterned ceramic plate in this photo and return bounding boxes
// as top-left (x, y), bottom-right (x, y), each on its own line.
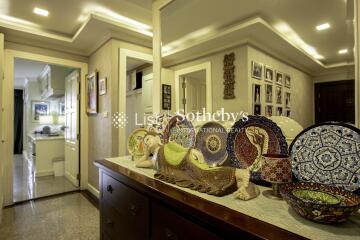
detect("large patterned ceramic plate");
top-left (127, 128), bottom-right (148, 156)
top-left (290, 123), bottom-right (360, 192)
top-left (146, 112), bottom-right (173, 142)
top-left (227, 115), bottom-right (288, 179)
top-left (195, 122), bottom-right (228, 166)
top-left (163, 115), bottom-right (196, 148)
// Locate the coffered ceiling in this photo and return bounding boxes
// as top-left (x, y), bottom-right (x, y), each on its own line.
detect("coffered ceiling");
top-left (161, 0), bottom-right (354, 72)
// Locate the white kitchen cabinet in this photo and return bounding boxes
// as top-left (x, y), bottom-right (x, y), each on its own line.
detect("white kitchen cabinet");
top-left (38, 65), bottom-right (69, 99)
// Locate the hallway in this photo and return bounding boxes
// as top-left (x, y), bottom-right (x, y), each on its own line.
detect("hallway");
top-left (0, 192), bottom-right (99, 240)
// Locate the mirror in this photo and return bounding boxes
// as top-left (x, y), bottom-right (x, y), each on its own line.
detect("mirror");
top-left (159, 0), bottom-right (355, 128)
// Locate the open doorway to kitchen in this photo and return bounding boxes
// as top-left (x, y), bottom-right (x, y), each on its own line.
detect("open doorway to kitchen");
top-left (12, 58), bottom-right (80, 203)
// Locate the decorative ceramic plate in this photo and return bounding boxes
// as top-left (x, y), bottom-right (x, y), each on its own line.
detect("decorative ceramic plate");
top-left (195, 122), bottom-right (228, 166)
top-left (163, 115), bottom-right (196, 148)
top-left (127, 128), bottom-right (148, 156)
top-left (280, 182), bottom-right (360, 224)
top-left (290, 123), bottom-right (360, 192)
top-left (227, 115), bottom-right (288, 179)
top-left (146, 112), bottom-right (173, 142)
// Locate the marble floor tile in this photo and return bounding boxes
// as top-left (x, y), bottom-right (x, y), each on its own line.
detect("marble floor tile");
top-left (0, 193), bottom-right (99, 240)
top-left (13, 154), bottom-right (79, 202)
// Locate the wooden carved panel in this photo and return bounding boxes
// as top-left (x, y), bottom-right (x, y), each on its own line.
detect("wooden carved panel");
top-left (223, 53), bottom-right (235, 99)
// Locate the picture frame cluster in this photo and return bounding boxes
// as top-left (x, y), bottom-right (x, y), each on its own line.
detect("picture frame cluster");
top-left (251, 61), bottom-right (291, 117)
top-left (86, 71), bottom-right (107, 114)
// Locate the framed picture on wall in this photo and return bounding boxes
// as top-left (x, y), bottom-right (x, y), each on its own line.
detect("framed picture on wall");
top-left (276, 71), bottom-right (283, 85)
top-left (265, 105), bottom-right (273, 117)
top-left (276, 107), bottom-right (283, 116)
top-left (286, 110), bottom-right (291, 117)
top-left (86, 71), bottom-right (98, 114)
top-left (251, 61), bottom-right (263, 80)
top-left (32, 101), bottom-right (50, 122)
top-left (285, 74), bottom-right (291, 88)
top-left (254, 104), bottom-right (261, 115)
top-left (253, 84), bottom-right (261, 104)
top-left (285, 92), bottom-right (291, 108)
top-left (99, 77), bottom-right (107, 96)
top-left (264, 66), bottom-right (274, 82)
top-left (276, 86), bottom-right (282, 104)
top-left (162, 84), bottom-right (171, 110)
top-left (265, 84), bottom-right (273, 103)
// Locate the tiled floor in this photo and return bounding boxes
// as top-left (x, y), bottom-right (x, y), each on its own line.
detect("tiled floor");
top-left (0, 193), bottom-right (99, 240)
top-left (13, 154), bottom-right (78, 202)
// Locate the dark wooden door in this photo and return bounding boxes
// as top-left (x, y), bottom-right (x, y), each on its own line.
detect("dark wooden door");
top-left (315, 80), bottom-right (355, 124)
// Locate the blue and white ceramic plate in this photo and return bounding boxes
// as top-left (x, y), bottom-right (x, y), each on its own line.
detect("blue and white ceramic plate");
top-left (227, 115), bottom-right (288, 180)
top-left (290, 123), bottom-right (360, 192)
top-left (196, 122), bottom-right (228, 166)
top-left (163, 115), bottom-right (196, 148)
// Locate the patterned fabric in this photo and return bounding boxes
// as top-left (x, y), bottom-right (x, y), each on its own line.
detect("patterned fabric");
top-left (290, 124), bottom-right (360, 192)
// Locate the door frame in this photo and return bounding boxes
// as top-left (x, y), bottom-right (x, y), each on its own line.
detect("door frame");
top-left (118, 48), bottom-right (153, 156)
top-left (174, 62), bottom-right (212, 113)
top-left (2, 49), bottom-right (88, 206)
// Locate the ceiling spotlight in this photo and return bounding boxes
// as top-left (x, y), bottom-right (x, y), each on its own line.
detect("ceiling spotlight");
top-left (316, 23), bottom-right (330, 31)
top-left (33, 7), bottom-right (49, 17)
top-left (338, 49), bottom-right (348, 54)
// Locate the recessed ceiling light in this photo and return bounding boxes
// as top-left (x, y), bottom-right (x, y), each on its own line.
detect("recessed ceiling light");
top-left (338, 49), bottom-right (348, 54)
top-left (33, 7), bottom-right (49, 17)
top-left (316, 23), bottom-right (330, 31)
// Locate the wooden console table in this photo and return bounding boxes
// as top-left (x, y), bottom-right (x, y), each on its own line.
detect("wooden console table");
top-left (95, 157), bottom-right (360, 240)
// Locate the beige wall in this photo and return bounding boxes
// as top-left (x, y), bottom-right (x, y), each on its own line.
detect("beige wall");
top-left (313, 66), bottom-right (355, 83)
top-left (167, 44), bottom-right (314, 128)
top-left (88, 39), bottom-right (152, 190)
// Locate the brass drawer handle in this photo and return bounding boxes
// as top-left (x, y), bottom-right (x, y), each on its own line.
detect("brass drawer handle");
top-left (165, 228), bottom-right (178, 240)
top-left (106, 185), bottom-right (113, 193)
top-left (129, 204), bottom-right (138, 216)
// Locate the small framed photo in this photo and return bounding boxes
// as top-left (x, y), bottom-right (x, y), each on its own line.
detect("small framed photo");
top-left (285, 74), bottom-right (291, 88)
top-left (285, 92), bottom-right (291, 108)
top-left (254, 104), bottom-right (261, 115)
top-left (251, 61), bottom-right (263, 80)
top-left (265, 84), bottom-right (273, 103)
top-left (276, 107), bottom-right (283, 116)
top-left (59, 102), bottom-right (65, 115)
top-left (253, 84), bottom-right (261, 104)
top-left (99, 78), bottom-right (107, 96)
top-left (264, 66), bottom-right (274, 82)
top-left (162, 84), bottom-right (171, 110)
top-left (86, 71), bottom-right (98, 114)
top-left (265, 105), bottom-right (273, 117)
top-left (286, 110), bottom-right (291, 117)
top-left (32, 101), bottom-right (50, 122)
top-left (276, 71), bottom-right (283, 85)
top-left (276, 86), bottom-right (282, 104)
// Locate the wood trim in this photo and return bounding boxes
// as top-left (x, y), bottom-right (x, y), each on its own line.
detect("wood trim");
top-left (81, 190), bottom-right (99, 209)
top-left (95, 159), bottom-right (307, 240)
top-left (87, 183), bottom-right (100, 199)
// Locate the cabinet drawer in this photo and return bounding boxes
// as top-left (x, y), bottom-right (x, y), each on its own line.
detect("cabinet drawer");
top-left (101, 172), bottom-right (150, 239)
top-left (151, 201), bottom-right (221, 240)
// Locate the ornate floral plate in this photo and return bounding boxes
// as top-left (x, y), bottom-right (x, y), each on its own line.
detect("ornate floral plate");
top-left (290, 123), bottom-right (360, 192)
top-left (163, 115), bottom-right (196, 148)
top-left (195, 122), bottom-right (228, 166)
top-left (127, 128), bottom-right (148, 156)
top-left (146, 112), bottom-right (173, 142)
top-left (227, 115), bottom-right (288, 180)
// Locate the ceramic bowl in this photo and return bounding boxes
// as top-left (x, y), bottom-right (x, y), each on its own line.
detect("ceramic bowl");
top-left (280, 182), bottom-right (360, 224)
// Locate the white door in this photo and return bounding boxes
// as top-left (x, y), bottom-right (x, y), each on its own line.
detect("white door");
top-left (142, 73), bottom-right (153, 116)
top-left (0, 33), bottom-right (4, 221)
top-left (64, 70), bottom-right (79, 187)
top-left (183, 77), bottom-right (206, 114)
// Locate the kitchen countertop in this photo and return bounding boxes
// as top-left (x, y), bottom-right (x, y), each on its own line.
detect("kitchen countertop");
top-left (96, 156), bottom-right (360, 240)
top-left (28, 134), bottom-right (65, 141)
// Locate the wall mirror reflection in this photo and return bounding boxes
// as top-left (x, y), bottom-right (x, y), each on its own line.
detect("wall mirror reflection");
top-left (160, 0), bottom-right (356, 128)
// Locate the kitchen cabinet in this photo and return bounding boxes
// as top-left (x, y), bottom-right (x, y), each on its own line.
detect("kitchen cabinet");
top-left (38, 65), bottom-right (69, 99)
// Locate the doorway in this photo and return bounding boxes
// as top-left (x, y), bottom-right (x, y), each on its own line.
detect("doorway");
top-left (315, 80), bottom-right (355, 124)
top-left (12, 58), bottom-right (80, 203)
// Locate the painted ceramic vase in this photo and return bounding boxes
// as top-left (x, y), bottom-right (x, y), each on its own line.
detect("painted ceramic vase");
top-left (146, 112), bottom-right (173, 142)
top-left (261, 154), bottom-right (292, 184)
top-left (163, 115), bottom-right (196, 148)
top-left (280, 182), bottom-right (360, 224)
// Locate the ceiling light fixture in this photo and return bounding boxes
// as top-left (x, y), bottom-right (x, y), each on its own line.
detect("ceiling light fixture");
top-left (33, 7), bottom-right (49, 17)
top-left (316, 23), bottom-right (330, 31)
top-left (338, 49), bottom-right (348, 54)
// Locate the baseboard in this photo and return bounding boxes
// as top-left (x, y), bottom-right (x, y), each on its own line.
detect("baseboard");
top-left (87, 183), bottom-right (100, 199)
top-left (81, 190), bottom-right (99, 209)
top-left (65, 171), bottom-right (78, 187)
top-left (35, 170), bottom-right (54, 177)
